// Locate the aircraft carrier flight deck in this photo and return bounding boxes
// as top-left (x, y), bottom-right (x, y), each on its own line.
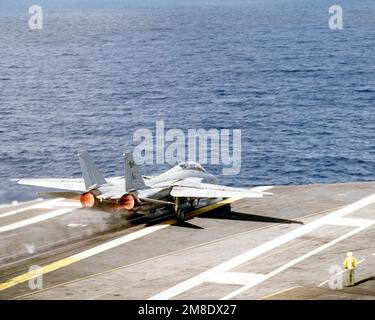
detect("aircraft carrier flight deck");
top-left (1, 181), bottom-right (375, 300)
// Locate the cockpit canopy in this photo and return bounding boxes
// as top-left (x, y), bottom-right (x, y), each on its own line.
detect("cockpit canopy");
top-left (178, 162), bottom-right (206, 172)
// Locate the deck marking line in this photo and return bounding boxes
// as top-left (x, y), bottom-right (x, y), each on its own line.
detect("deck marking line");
top-left (205, 272), bottom-right (266, 286)
top-left (0, 198), bottom-right (64, 219)
top-left (0, 208), bottom-right (76, 233)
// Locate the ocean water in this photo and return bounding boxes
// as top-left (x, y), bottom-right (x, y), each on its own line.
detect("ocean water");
top-left (0, 0), bottom-right (374, 204)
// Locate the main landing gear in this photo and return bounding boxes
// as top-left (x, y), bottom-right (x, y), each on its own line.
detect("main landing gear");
top-left (174, 197), bottom-right (186, 222)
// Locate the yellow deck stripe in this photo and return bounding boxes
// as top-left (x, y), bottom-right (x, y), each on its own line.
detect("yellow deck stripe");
top-left (0, 257), bottom-right (80, 291)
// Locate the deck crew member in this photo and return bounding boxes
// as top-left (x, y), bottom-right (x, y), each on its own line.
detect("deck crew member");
top-left (344, 252), bottom-right (358, 287)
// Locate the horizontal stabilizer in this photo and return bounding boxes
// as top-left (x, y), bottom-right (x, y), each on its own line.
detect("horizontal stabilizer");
top-left (37, 191), bottom-right (82, 200)
top-left (14, 178), bottom-right (86, 191)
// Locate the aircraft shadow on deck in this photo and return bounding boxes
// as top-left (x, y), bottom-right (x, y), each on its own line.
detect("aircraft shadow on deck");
top-left (197, 208), bottom-right (304, 225)
top-left (145, 205), bottom-right (303, 229)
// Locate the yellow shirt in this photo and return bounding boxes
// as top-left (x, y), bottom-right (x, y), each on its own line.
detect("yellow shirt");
top-left (344, 257), bottom-right (358, 270)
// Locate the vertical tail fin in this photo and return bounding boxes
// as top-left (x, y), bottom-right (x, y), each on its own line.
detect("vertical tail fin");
top-left (78, 151), bottom-right (107, 190)
top-left (124, 152), bottom-right (146, 192)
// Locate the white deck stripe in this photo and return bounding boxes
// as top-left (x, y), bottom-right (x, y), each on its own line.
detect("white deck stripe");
top-left (0, 198), bottom-right (43, 209)
top-left (0, 198), bottom-right (64, 219)
top-left (205, 272), bottom-right (266, 286)
top-left (149, 193), bottom-right (375, 300)
top-left (0, 208), bottom-right (76, 233)
top-left (72, 225), bottom-right (170, 260)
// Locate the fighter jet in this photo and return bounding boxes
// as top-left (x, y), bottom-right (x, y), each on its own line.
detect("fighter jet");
top-left (15, 151), bottom-right (271, 221)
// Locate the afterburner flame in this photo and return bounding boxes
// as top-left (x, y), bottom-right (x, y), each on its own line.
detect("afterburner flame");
top-left (119, 194), bottom-right (135, 210)
top-left (80, 192), bottom-right (96, 208)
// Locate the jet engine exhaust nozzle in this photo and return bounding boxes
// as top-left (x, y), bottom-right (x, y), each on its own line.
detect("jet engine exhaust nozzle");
top-left (80, 192), bottom-right (96, 208)
top-left (119, 194), bottom-right (136, 210)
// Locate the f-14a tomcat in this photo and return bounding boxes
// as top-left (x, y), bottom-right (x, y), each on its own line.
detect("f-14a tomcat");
top-left (15, 151), bottom-right (271, 221)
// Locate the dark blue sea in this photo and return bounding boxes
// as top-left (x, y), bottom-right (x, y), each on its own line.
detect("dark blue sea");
top-left (0, 0), bottom-right (374, 204)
